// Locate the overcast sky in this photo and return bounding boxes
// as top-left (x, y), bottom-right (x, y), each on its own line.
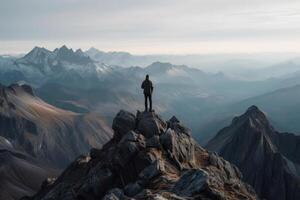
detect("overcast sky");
top-left (1, 0), bottom-right (300, 54)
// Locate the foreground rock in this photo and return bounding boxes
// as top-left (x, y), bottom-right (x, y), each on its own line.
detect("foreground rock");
top-left (25, 110), bottom-right (258, 200)
top-left (206, 105), bottom-right (300, 200)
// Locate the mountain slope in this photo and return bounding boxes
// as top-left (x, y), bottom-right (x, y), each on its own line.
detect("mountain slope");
top-left (206, 106), bottom-right (300, 200)
top-left (0, 83), bottom-right (112, 168)
top-left (0, 148), bottom-right (58, 200)
top-left (25, 110), bottom-right (257, 200)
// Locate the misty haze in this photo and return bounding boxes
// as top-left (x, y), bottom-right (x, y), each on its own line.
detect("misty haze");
top-left (0, 1), bottom-right (300, 200)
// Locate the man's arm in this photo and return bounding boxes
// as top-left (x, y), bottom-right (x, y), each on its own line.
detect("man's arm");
top-left (151, 81), bottom-right (154, 93)
top-left (141, 81), bottom-right (145, 89)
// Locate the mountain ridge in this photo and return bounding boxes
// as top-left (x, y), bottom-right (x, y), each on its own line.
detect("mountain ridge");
top-left (206, 105), bottom-right (300, 200)
top-left (0, 83), bottom-right (113, 168)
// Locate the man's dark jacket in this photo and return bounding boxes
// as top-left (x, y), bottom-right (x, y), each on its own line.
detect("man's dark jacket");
top-left (141, 79), bottom-right (153, 95)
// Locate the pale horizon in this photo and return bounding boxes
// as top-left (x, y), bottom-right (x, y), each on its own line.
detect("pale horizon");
top-left (1, 0), bottom-right (300, 55)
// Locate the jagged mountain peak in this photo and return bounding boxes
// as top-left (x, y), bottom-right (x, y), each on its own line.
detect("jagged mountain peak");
top-left (87, 46), bottom-right (98, 51)
top-left (245, 105), bottom-right (267, 118)
top-left (26, 110), bottom-right (257, 200)
top-left (30, 46), bottom-right (49, 53)
top-left (231, 105), bottom-right (271, 131)
top-left (56, 45), bottom-right (74, 55)
top-left (207, 106), bottom-right (276, 154)
top-left (207, 106), bottom-right (300, 200)
top-left (0, 83), bottom-right (35, 113)
top-left (75, 48), bottom-right (84, 55)
top-left (22, 46), bottom-right (53, 61)
top-left (8, 83), bottom-right (35, 96)
top-left (147, 61), bottom-right (174, 70)
top-left (58, 45), bottom-right (72, 52)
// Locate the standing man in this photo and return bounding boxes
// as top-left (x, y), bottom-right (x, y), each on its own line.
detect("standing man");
top-left (141, 74), bottom-right (153, 112)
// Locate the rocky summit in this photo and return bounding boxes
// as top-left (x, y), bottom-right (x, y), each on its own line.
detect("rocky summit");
top-left (24, 110), bottom-right (258, 200)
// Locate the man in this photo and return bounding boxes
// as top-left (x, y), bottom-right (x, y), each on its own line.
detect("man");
top-left (141, 74), bottom-right (153, 112)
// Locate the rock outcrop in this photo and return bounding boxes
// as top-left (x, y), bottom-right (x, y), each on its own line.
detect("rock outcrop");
top-left (25, 110), bottom-right (258, 200)
top-left (206, 105), bottom-right (300, 200)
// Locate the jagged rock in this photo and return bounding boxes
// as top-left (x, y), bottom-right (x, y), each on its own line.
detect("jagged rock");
top-left (21, 84), bottom-right (35, 96)
top-left (173, 169), bottom-right (208, 197)
top-left (124, 181), bottom-right (143, 197)
top-left (102, 188), bottom-right (125, 200)
top-left (208, 152), bottom-right (242, 179)
top-left (168, 116), bottom-right (180, 124)
top-left (146, 135), bottom-right (161, 148)
top-left (25, 110), bottom-right (258, 200)
top-left (160, 128), bottom-right (196, 169)
top-left (112, 110), bottom-right (136, 140)
top-left (167, 116), bottom-right (191, 136)
top-left (41, 178), bottom-right (57, 190)
top-left (139, 160), bottom-right (165, 182)
top-left (136, 111), bottom-right (167, 138)
top-left (89, 148), bottom-right (102, 159)
top-left (114, 131), bottom-right (145, 167)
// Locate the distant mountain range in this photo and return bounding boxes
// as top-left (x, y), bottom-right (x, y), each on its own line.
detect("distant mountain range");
top-left (1, 46), bottom-right (300, 200)
top-left (207, 106), bottom-right (300, 200)
top-left (2, 45), bottom-right (300, 143)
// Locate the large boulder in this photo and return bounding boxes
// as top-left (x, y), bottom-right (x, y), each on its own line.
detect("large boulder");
top-left (173, 169), bottom-right (208, 197)
top-left (167, 116), bottom-right (191, 136)
top-left (113, 131), bottom-right (145, 167)
top-left (112, 110), bottom-right (136, 141)
top-left (138, 160), bottom-right (165, 182)
top-left (160, 128), bottom-right (196, 170)
top-left (136, 111), bottom-right (167, 138)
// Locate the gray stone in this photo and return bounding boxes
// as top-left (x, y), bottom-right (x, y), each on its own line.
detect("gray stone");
top-left (146, 135), bottom-right (161, 148)
top-left (84, 168), bottom-right (115, 197)
top-left (160, 128), bottom-right (196, 169)
top-left (112, 110), bottom-right (136, 140)
top-left (115, 141), bottom-right (139, 167)
top-left (173, 169), bottom-right (208, 197)
top-left (137, 111), bottom-right (167, 138)
top-left (124, 182), bottom-right (143, 197)
top-left (139, 160), bottom-right (165, 181)
top-left (102, 188), bottom-right (125, 200)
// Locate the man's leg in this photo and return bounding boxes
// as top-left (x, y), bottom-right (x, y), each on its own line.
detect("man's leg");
top-left (144, 94), bottom-right (148, 112)
top-left (149, 94), bottom-right (152, 111)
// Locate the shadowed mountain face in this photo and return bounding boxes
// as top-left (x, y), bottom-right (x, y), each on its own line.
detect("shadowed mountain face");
top-left (206, 106), bottom-right (300, 200)
top-left (0, 83), bottom-right (112, 168)
top-left (0, 148), bottom-right (59, 200)
top-left (25, 110), bottom-right (257, 200)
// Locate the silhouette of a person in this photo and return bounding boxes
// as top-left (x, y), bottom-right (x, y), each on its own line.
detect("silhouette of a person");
top-left (141, 74), bottom-right (153, 112)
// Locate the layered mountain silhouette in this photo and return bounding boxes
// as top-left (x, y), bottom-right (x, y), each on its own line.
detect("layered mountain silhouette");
top-left (0, 83), bottom-right (112, 168)
top-left (24, 110), bottom-right (257, 200)
top-left (206, 106), bottom-right (300, 200)
top-left (3, 45), bottom-right (300, 143)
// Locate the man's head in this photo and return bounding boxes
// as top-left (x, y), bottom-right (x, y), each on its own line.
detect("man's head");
top-left (146, 74), bottom-right (149, 80)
